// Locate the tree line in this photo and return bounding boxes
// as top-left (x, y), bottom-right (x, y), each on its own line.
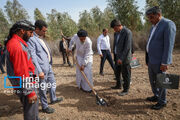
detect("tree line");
top-left (0, 0), bottom-right (179, 52)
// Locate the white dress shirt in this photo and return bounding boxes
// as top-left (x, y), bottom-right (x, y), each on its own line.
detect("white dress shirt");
top-left (62, 41), bottom-right (68, 50)
top-left (97, 34), bottom-right (111, 55)
top-left (39, 38), bottom-right (51, 62)
top-left (146, 19), bottom-right (162, 53)
top-left (33, 32), bottom-right (51, 62)
top-left (114, 34), bottom-right (120, 54)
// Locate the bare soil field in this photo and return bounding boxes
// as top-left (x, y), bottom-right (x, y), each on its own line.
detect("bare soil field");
top-left (0, 51), bottom-right (180, 120)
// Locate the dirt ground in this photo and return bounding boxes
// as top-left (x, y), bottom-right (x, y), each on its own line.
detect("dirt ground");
top-left (0, 51), bottom-right (180, 120)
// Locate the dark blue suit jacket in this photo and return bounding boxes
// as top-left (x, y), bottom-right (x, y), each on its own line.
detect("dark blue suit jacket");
top-left (113, 27), bottom-right (133, 64)
top-left (146, 17), bottom-right (176, 65)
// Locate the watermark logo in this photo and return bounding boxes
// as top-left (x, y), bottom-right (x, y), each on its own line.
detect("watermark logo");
top-left (4, 75), bottom-right (56, 91)
top-left (4, 75), bottom-right (22, 88)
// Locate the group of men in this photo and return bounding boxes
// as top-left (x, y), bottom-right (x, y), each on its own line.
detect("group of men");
top-left (71, 6), bottom-right (176, 110)
top-left (97, 6), bottom-right (176, 110)
top-left (4, 6), bottom-right (176, 120)
top-left (97, 21), bottom-right (133, 96)
top-left (5, 20), bottom-right (63, 120)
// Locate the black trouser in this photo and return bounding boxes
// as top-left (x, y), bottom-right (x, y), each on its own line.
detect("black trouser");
top-left (0, 57), bottom-right (5, 73)
top-left (61, 50), bottom-right (70, 64)
top-left (114, 55), bottom-right (131, 91)
top-left (100, 50), bottom-right (115, 73)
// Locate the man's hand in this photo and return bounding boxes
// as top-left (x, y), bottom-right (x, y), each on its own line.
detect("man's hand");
top-left (117, 59), bottom-right (122, 65)
top-left (28, 94), bottom-right (37, 104)
top-left (99, 54), bottom-right (103, 58)
top-left (39, 72), bottom-right (45, 79)
top-left (80, 65), bottom-right (85, 71)
top-left (67, 49), bottom-right (72, 53)
top-left (66, 49), bottom-right (72, 55)
top-left (160, 64), bottom-right (168, 72)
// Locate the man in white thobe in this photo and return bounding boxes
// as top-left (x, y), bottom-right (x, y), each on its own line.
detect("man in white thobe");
top-left (68, 29), bottom-right (93, 92)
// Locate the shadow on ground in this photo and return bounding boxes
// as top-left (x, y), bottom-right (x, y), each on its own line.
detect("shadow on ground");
top-left (0, 93), bottom-right (22, 117)
top-left (55, 81), bottom-right (150, 116)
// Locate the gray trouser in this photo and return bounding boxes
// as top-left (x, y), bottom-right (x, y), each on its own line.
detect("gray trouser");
top-left (20, 93), bottom-right (39, 120)
top-left (39, 66), bottom-right (57, 109)
top-left (148, 63), bottom-right (167, 104)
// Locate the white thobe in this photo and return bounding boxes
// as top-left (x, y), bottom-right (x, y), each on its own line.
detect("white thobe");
top-left (69, 34), bottom-right (93, 91)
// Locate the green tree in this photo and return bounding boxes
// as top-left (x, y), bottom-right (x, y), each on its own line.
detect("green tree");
top-left (4, 0), bottom-right (29, 24)
top-left (46, 9), bottom-right (78, 40)
top-left (91, 6), bottom-right (103, 31)
top-left (46, 9), bottom-right (61, 40)
top-left (108, 0), bottom-right (143, 31)
top-left (146, 0), bottom-right (158, 7)
top-left (78, 6), bottom-right (116, 42)
top-left (0, 9), bottom-right (10, 44)
top-left (101, 7), bottom-right (115, 30)
top-left (34, 8), bottom-right (46, 21)
top-left (78, 10), bottom-right (97, 36)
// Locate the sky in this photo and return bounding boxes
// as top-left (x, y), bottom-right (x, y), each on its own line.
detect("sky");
top-left (0, 0), bottom-right (146, 23)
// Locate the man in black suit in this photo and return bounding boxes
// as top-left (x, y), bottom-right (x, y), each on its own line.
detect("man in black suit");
top-left (110, 19), bottom-right (132, 96)
top-left (59, 36), bottom-right (72, 66)
top-left (0, 43), bottom-right (5, 74)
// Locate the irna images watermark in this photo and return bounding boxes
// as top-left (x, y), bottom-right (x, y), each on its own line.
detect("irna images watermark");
top-left (4, 75), bottom-right (56, 93)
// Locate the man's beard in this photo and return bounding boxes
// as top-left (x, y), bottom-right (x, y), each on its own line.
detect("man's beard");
top-left (39, 34), bottom-right (45, 39)
top-left (23, 32), bottom-right (30, 42)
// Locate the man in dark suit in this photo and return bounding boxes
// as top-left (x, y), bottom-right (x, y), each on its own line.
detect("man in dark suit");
top-left (59, 36), bottom-right (72, 66)
top-left (110, 19), bottom-right (132, 96)
top-left (0, 43), bottom-right (5, 74)
top-left (145, 6), bottom-right (176, 110)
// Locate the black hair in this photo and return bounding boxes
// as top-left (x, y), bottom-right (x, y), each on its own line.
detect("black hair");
top-left (35, 20), bottom-right (48, 30)
top-left (146, 6), bottom-right (162, 16)
top-left (77, 29), bottom-right (88, 37)
top-left (103, 28), bottom-right (108, 32)
top-left (110, 19), bottom-right (121, 28)
top-left (5, 20), bottom-right (35, 46)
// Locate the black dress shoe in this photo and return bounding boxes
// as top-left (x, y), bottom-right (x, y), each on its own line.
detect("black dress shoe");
top-left (68, 63), bottom-right (72, 67)
top-left (111, 85), bottom-right (121, 89)
top-left (118, 90), bottom-right (128, 96)
top-left (42, 107), bottom-right (55, 114)
top-left (99, 72), bottom-right (104, 76)
top-left (146, 96), bottom-right (158, 102)
top-left (50, 97), bottom-right (63, 104)
top-left (151, 103), bottom-right (166, 110)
